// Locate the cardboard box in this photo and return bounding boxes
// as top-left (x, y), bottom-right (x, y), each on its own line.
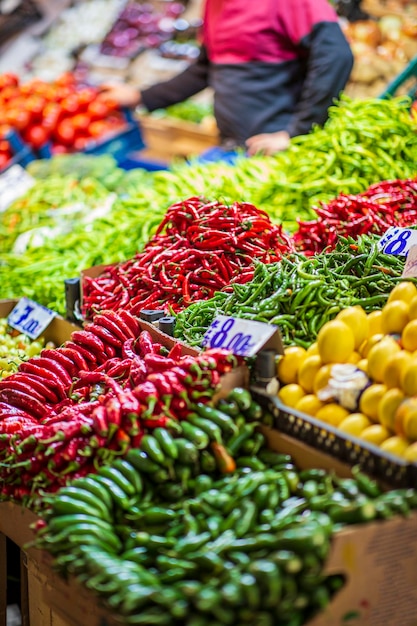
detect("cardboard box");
top-left (263, 427), bottom-right (417, 626)
top-left (1, 430), bottom-right (416, 626)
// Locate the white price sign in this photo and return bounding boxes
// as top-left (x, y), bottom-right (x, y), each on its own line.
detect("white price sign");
top-left (0, 164), bottom-right (35, 213)
top-left (7, 298), bottom-right (57, 339)
top-left (201, 315), bottom-right (277, 357)
top-left (377, 227), bottom-right (417, 256)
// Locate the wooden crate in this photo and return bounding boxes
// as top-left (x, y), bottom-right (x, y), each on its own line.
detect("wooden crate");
top-left (137, 114), bottom-right (219, 162)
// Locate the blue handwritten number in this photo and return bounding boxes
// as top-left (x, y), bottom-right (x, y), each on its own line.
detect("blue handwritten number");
top-left (211, 318), bottom-right (234, 348)
top-left (24, 319), bottom-right (39, 334)
top-left (384, 230), bottom-right (412, 255)
top-left (13, 305), bottom-right (34, 326)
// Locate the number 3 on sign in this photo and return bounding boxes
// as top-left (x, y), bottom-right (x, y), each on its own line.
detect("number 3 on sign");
top-left (202, 315), bottom-right (276, 357)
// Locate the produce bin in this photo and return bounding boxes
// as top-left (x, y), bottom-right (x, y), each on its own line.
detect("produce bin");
top-left (252, 389), bottom-right (414, 488)
top-left (1, 428), bottom-right (417, 626)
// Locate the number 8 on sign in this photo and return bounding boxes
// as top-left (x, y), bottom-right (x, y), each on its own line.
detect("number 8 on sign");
top-left (384, 230), bottom-right (412, 255)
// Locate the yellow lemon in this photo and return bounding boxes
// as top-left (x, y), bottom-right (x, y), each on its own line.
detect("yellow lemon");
top-left (278, 384), bottom-right (305, 408)
top-left (393, 397), bottom-right (417, 437)
top-left (276, 346), bottom-right (307, 385)
top-left (336, 306), bottom-right (369, 350)
top-left (315, 403), bottom-right (350, 427)
top-left (313, 364), bottom-right (333, 394)
top-left (317, 320), bottom-right (355, 365)
top-left (382, 350), bottom-right (412, 389)
top-left (347, 351), bottom-right (361, 364)
top-left (338, 413), bottom-right (372, 436)
top-left (377, 388), bottom-right (405, 432)
top-left (402, 406), bottom-right (417, 442)
top-left (367, 310), bottom-right (383, 337)
top-left (298, 355), bottom-right (322, 393)
top-left (359, 384), bottom-right (387, 422)
top-left (403, 442), bottom-right (417, 462)
top-left (408, 295), bottom-right (417, 320)
top-left (367, 336), bottom-right (401, 382)
top-left (359, 333), bottom-right (385, 358)
top-left (294, 394), bottom-right (324, 416)
top-left (402, 319), bottom-right (417, 352)
top-left (306, 342), bottom-right (319, 355)
top-left (356, 358), bottom-right (368, 373)
top-left (381, 300), bottom-right (410, 334)
top-left (358, 424), bottom-right (391, 445)
top-left (400, 358), bottom-right (417, 396)
top-left (387, 281), bottom-right (417, 304)
top-left (379, 435), bottom-right (410, 457)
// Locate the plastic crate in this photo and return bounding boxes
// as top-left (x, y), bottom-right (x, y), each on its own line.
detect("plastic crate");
top-left (0, 129), bottom-right (36, 174)
top-left (379, 55), bottom-right (417, 101)
top-left (251, 387), bottom-right (415, 488)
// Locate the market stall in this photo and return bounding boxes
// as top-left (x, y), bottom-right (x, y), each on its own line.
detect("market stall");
top-left (2, 1), bottom-right (417, 625)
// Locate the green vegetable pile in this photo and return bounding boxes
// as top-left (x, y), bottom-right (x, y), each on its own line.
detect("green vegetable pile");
top-left (2, 96), bottom-right (417, 315)
top-left (174, 236), bottom-right (413, 348)
top-left (33, 389), bottom-right (417, 626)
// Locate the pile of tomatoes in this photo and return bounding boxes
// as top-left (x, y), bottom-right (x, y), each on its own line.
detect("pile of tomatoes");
top-left (0, 72), bottom-right (125, 170)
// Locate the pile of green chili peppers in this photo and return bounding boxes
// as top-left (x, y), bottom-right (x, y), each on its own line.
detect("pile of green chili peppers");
top-left (2, 96), bottom-right (417, 315)
top-left (174, 236), bottom-right (414, 348)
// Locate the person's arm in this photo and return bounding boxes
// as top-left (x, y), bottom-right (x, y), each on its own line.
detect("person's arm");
top-left (141, 45), bottom-right (210, 111)
top-left (98, 45), bottom-right (210, 111)
top-left (286, 21), bottom-right (353, 138)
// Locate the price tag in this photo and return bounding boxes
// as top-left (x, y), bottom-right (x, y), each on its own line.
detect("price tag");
top-left (7, 298), bottom-right (57, 339)
top-left (402, 245), bottom-right (417, 278)
top-left (201, 315), bottom-right (277, 357)
top-left (0, 164), bottom-right (35, 213)
top-left (377, 226), bottom-right (417, 256)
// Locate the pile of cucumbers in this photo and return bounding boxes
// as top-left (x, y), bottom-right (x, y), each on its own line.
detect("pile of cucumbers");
top-left (34, 389), bottom-right (417, 626)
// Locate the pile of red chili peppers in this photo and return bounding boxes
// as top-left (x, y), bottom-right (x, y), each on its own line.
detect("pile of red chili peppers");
top-left (292, 178), bottom-right (417, 254)
top-left (0, 308), bottom-right (237, 503)
top-left (82, 196), bottom-right (293, 318)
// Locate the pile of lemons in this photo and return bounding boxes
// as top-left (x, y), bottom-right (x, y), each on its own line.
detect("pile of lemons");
top-left (276, 281), bottom-right (417, 462)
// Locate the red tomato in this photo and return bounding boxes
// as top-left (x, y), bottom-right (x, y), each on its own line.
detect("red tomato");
top-left (1, 86), bottom-right (19, 102)
top-left (76, 88), bottom-right (97, 109)
top-left (54, 72), bottom-right (76, 87)
top-left (25, 96), bottom-right (46, 123)
top-left (25, 125), bottom-right (49, 149)
top-left (87, 120), bottom-right (109, 138)
top-left (61, 95), bottom-right (81, 117)
top-left (51, 144), bottom-right (69, 155)
top-left (52, 86), bottom-right (73, 102)
top-left (0, 152), bottom-right (10, 169)
top-left (0, 73), bottom-right (19, 89)
top-left (73, 135), bottom-right (90, 151)
top-left (87, 100), bottom-right (109, 121)
top-left (71, 113), bottom-right (91, 134)
top-left (5, 109), bottom-right (30, 133)
top-left (54, 120), bottom-right (76, 146)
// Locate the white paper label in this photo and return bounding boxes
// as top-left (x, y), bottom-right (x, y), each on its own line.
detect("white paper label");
top-left (0, 164), bottom-right (35, 213)
top-left (201, 315), bottom-right (277, 356)
top-left (402, 245), bottom-right (417, 278)
top-left (7, 297), bottom-right (57, 339)
top-left (378, 226), bottom-right (417, 256)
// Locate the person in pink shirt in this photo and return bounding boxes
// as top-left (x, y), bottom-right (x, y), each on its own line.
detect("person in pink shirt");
top-left (102, 0), bottom-right (353, 156)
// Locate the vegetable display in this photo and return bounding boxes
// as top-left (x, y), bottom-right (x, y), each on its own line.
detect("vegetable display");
top-left (174, 235), bottom-right (409, 348)
top-left (276, 281), bottom-right (417, 462)
top-left (31, 388), bottom-right (417, 625)
top-left (2, 96), bottom-right (417, 313)
top-left (293, 178), bottom-right (417, 254)
top-left (0, 308), bottom-right (236, 502)
top-left (0, 318), bottom-right (47, 378)
top-left (82, 197), bottom-right (292, 317)
top-left (0, 72), bottom-right (123, 156)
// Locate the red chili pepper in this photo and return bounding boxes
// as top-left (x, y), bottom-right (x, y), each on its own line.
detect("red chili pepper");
top-left (0, 388), bottom-right (48, 420)
top-left (144, 353), bottom-right (177, 373)
top-left (84, 322), bottom-right (123, 349)
top-left (129, 359), bottom-right (148, 386)
top-left (137, 330), bottom-right (156, 356)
